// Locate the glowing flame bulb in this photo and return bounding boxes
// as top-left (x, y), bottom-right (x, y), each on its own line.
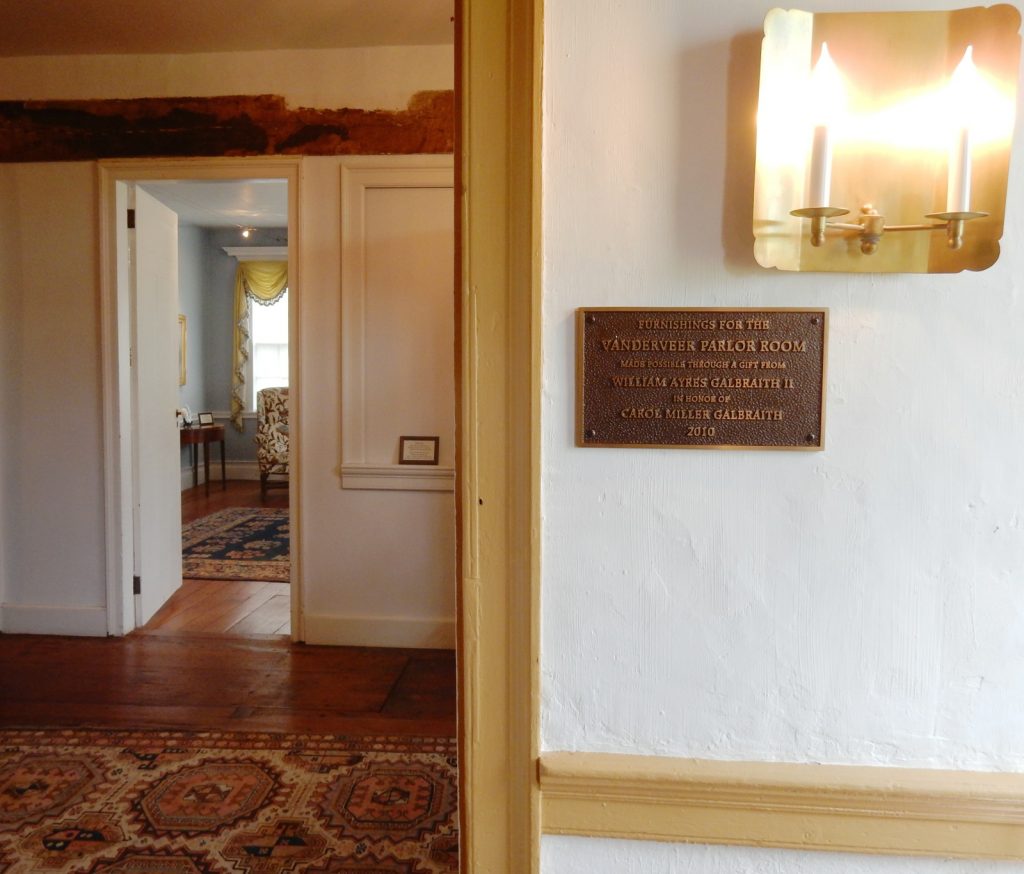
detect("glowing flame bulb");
top-left (810, 42), bottom-right (845, 126)
top-left (807, 43), bottom-right (845, 208)
top-left (947, 46), bottom-right (979, 213)
top-left (949, 46), bottom-right (981, 127)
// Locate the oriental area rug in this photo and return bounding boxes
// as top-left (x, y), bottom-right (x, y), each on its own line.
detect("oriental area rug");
top-left (182, 509), bottom-right (290, 583)
top-left (0, 728), bottom-right (458, 873)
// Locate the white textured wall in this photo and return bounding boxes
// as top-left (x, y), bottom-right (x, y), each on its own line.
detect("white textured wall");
top-left (0, 45), bottom-right (452, 110)
top-left (543, 836), bottom-right (1020, 874)
top-left (542, 0), bottom-right (1024, 868)
top-left (0, 164), bottom-right (106, 621)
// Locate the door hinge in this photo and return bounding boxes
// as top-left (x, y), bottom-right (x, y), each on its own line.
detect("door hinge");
top-left (127, 208), bottom-right (136, 229)
top-left (133, 575), bottom-right (141, 595)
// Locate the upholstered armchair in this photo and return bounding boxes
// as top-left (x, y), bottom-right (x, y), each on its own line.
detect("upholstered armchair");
top-left (255, 387), bottom-right (289, 499)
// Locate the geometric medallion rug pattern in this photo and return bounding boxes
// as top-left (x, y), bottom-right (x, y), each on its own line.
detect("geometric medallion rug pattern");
top-left (182, 509), bottom-right (290, 583)
top-left (0, 729), bottom-right (458, 873)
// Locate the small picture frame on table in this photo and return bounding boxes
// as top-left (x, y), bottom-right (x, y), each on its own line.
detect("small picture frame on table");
top-left (399, 436), bottom-right (439, 465)
top-left (198, 412), bottom-right (215, 426)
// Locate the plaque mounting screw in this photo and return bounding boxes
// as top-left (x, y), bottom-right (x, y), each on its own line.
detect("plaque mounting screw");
top-left (806, 433), bottom-right (817, 443)
top-left (586, 428), bottom-right (597, 439)
top-left (811, 317), bottom-right (819, 325)
top-left (586, 314), bottom-right (597, 324)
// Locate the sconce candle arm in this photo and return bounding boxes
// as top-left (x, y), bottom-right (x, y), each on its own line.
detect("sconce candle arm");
top-left (882, 222), bottom-right (946, 232)
top-left (791, 204), bottom-right (987, 253)
top-left (829, 220), bottom-right (878, 232)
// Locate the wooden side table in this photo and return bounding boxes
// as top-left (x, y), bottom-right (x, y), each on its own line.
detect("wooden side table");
top-left (180, 424), bottom-right (227, 495)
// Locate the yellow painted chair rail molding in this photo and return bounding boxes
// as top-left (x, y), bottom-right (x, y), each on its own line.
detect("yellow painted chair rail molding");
top-left (539, 751), bottom-right (1024, 860)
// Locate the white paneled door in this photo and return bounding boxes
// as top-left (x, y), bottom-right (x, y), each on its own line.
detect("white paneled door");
top-left (131, 186), bottom-right (183, 625)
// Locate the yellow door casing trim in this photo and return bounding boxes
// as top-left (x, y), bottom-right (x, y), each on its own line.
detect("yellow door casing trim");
top-left (458, 0), bottom-right (543, 871)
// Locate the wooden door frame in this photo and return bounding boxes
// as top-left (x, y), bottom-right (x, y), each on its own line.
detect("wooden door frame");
top-left (457, 0), bottom-right (543, 870)
top-left (97, 158), bottom-right (303, 639)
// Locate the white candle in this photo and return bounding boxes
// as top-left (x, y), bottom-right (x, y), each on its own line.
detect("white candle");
top-left (807, 43), bottom-right (842, 209)
top-left (947, 125), bottom-right (971, 213)
top-left (946, 46), bottom-right (977, 214)
top-left (809, 124), bottom-right (832, 208)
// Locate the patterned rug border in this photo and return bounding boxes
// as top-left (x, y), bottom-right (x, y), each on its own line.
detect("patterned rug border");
top-left (0, 726), bottom-right (459, 873)
top-left (181, 508), bottom-right (289, 549)
top-left (0, 728), bottom-right (456, 756)
top-left (182, 507), bottom-right (290, 583)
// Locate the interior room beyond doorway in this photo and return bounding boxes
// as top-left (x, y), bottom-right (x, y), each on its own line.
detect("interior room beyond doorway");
top-left (133, 178), bottom-right (293, 638)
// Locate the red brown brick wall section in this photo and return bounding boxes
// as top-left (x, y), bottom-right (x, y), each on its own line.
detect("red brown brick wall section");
top-left (0, 90), bottom-right (453, 162)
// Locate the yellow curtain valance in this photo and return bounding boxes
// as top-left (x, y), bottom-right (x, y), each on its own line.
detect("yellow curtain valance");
top-left (231, 260), bottom-right (288, 431)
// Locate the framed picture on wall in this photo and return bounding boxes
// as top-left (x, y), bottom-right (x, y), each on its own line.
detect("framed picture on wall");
top-left (178, 314), bottom-right (187, 386)
top-left (399, 436), bottom-right (439, 465)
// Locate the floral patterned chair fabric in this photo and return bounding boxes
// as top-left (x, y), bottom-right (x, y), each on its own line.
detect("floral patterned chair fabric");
top-left (255, 387), bottom-right (289, 499)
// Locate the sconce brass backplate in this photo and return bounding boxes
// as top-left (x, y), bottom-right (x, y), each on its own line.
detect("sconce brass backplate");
top-left (753, 5), bottom-right (1021, 273)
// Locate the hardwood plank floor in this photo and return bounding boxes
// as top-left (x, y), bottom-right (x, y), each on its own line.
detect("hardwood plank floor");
top-left (0, 480), bottom-right (457, 739)
top-left (145, 580), bottom-right (290, 636)
top-left (162, 480), bottom-right (291, 637)
top-left (0, 633), bottom-right (456, 736)
top-left (181, 478), bottom-right (287, 524)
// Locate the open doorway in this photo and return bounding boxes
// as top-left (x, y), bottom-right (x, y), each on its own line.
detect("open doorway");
top-left (100, 157), bottom-right (458, 652)
top-left (100, 161), bottom-right (302, 640)
top-left (134, 178), bottom-right (293, 637)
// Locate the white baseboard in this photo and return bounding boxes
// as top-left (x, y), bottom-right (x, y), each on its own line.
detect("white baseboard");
top-left (180, 461), bottom-right (260, 490)
top-left (0, 603), bottom-right (108, 636)
top-left (303, 612), bottom-right (455, 648)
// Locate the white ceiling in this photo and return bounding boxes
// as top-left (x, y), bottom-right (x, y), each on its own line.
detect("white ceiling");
top-left (0, 0), bottom-right (454, 57)
top-left (140, 180), bottom-right (288, 229)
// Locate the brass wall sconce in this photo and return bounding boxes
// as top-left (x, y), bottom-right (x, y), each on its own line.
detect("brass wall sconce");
top-left (753, 6), bottom-right (1021, 273)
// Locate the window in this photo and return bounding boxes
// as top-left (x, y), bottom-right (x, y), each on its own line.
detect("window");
top-left (248, 289), bottom-right (289, 410)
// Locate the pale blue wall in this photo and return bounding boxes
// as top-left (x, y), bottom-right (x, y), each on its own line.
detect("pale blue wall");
top-left (177, 225), bottom-right (205, 413)
top-left (0, 168), bottom-right (19, 607)
top-left (175, 225), bottom-right (287, 470)
top-left (200, 227), bottom-right (287, 463)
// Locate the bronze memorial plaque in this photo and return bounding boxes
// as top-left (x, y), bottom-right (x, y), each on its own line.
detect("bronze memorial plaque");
top-left (577, 308), bottom-right (827, 449)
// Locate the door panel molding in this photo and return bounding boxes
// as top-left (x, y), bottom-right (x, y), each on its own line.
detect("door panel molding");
top-left (338, 156), bottom-right (455, 478)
